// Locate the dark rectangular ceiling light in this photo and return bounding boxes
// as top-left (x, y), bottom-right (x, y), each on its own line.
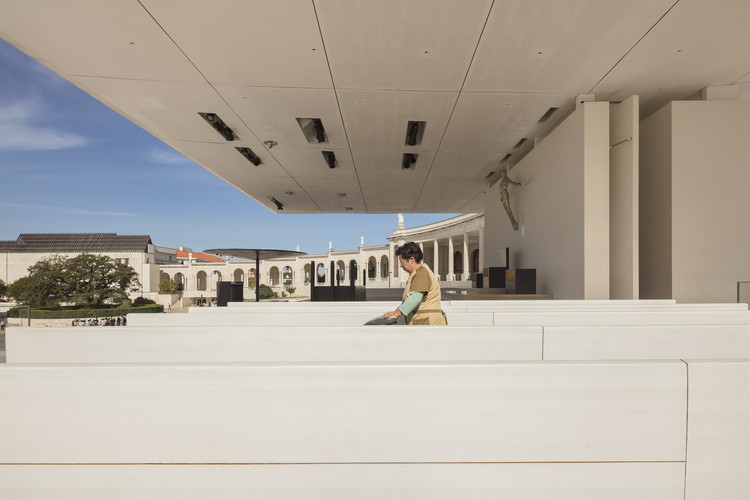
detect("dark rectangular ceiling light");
top-left (537, 107), bottom-right (558, 123)
top-left (322, 151), bottom-right (337, 169)
top-left (405, 121), bottom-right (426, 146)
top-left (402, 153), bottom-right (418, 170)
top-left (297, 117), bottom-right (328, 143)
top-left (513, 138), bottom-right (527, 149)
top-left (198, 112), bottom-right (236, 141)
top-left (235, 147), bottom-right (262, 166)
top-left (502, 153), bottom-right (513, 162)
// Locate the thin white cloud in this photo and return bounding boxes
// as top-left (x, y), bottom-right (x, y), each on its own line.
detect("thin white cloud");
top-left (0, 98), bottom-right (88, 151)
top-left (147, 147), bottom-right (192, 165)
top-left (0, 201), bottom-right (137, 217)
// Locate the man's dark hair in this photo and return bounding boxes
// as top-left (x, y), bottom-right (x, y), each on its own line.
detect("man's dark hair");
top-left (395, 241), bottom-right (423, 263)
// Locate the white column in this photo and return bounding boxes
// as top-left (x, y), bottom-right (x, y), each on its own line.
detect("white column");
top-left (463, 233), bottom-right (469, 280)
top-left (389, 241), bottom-right (396, 279)
top-left (447, 236), bottom-right (455, 281)
top-left (478, 228), bottom-right (485, 275)
top-left (433, 240), bottom-right (440, 280)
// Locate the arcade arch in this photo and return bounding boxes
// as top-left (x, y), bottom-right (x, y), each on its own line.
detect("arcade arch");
top-left (269, 266), bottom-right (280, 286)
top-left (196, 271), bottom-right (207, 291)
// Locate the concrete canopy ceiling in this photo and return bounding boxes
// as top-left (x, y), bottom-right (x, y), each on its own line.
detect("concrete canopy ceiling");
top-left (2, 0), bottom-right (749, 214)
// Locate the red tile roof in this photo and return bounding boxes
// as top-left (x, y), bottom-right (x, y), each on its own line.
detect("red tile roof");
top-left (175, 249), bottom-right (224, 263)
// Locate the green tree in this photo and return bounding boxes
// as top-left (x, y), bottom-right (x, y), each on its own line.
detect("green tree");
top-left (6, 255), bottom-right (68, 306)
top-left (0, 279), bottom-right (6, 299)
top-left (283, 279), bottom-right (296, 296)
top-left (64, 254), bottom-right (140, 307)
top-left (159, 278), bottom-right (178, 294)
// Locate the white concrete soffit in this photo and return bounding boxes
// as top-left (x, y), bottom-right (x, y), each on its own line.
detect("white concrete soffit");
top-left (1, 0), bottom-right (749, 214)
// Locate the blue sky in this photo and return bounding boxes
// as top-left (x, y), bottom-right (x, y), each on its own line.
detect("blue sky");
top-left (0, 39), bottom-right (457, 256)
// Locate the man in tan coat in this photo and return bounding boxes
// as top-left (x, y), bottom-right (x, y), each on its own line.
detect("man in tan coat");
top-left (384, 242), bottom-right (447, 325)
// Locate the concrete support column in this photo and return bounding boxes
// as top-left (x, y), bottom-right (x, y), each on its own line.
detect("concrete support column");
top-left (447, 236), bottom-right (455, 281)
top-left (463, 233), bottom-right (470, 280)
top-left (433, 240), bottom-right (440, 280)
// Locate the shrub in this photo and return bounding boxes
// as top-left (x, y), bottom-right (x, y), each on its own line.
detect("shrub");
top-left (7, 303), bottom-right (163, 318)
top-left (133, 296), bottom-right (156, 306)
top-left (258, 284), bottom-right (277, 299)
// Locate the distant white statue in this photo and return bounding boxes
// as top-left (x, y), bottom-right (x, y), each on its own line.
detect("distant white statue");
top-left (360, 236), bottom-right (365, 247)
top-left (328, 241), bottom-right (333, 252)
top-left (498, 166), bottom-right (522, 231)
top-left (397, 213), bottom-right (405, 229)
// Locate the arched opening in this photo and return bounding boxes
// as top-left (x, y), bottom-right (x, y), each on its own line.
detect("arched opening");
top-left (368, 256), bottom-right (376, 278)
top-left (248, 268), bottom-right (256, 287)
top-left (233, 268), bottom-right (244, 282)
top-left (380, 255), bottom-right (389, 278)
top-left (174, 273), bottom-right (185, 292)
top-left (316, 263), bottom-right (326, 283)
top-left (349, 260), bottom-right (358, 282)
top-left (196, 271), bottom-right (207, 291)
top-left (336, 260), bottom-right (346, 282)
top-left (282, 266), bottom-right (293, 286)
top-left (471, 249), bottom-right (480, 274)
top-left (210, 271), bottom-right (222, 291)
top-left (454, 251), bottom-right (463, 276)
top-left (269, 266), bottom-right (280, 286)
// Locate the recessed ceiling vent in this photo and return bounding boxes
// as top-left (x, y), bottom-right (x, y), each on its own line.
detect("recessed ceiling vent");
top-left (297, 117), bottom-right (328, 143)
top-left (236, 147), bottom-right (262, 166)
top-left (198, 112), bottom-right (236, 141)
top-left (513, 138), bottom-right (527, 149)
top-left (322, 151), bottom-right (337, 169)
top-left (501, 153), bottom-right (513, 162)
top-left (402, 153), bottom-right (418, 170)
top-left (537, 107), bottom-right (558, 123)
top-left (405, 120), bottom-right (426, 146)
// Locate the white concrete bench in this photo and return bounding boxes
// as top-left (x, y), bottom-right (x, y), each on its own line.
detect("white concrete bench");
top-left (128, 311), bottom-right (495, 326)
top-left (130, 309), bottom-right (750, 327)
top-left (491, 310), bottom-right (750, 326)
top-left (196, 302), bottom-right (748, 314)
top-left (684, 360), bottom-right (750, 497)
top-left (0, 360), bottom-right (688, 498)
top-left (542, 324), bottom-right (750, 360)
top-left (5, 326), bottom-right (543, 363)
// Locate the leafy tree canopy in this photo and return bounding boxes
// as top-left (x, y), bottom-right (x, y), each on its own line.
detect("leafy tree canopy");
top-left (7, 255), bottom-right (68, 307)
top-left (66, 253), bottom-right (141, 307)
top-left (6, 253), bottom-right (141, 307)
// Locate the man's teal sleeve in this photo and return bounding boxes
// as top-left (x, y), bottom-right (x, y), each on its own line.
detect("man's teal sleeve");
top-left (398, 291), bottom-right (425, 315)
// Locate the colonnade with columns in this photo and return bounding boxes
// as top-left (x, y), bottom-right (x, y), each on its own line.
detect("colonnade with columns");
top-left (389, 213), bottom-right (484, 283)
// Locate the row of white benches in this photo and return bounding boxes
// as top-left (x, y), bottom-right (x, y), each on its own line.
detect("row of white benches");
top-left (3, 299), bottom-right (750, 498)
